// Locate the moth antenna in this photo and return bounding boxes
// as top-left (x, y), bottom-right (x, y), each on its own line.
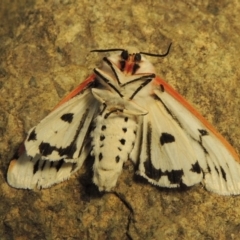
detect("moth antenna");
top-left (91, 43), bottom-right (172, 58)
top-left (91, 48), bottom-right (125, 53)
top-left (140, 43), bottom-right (172, 57)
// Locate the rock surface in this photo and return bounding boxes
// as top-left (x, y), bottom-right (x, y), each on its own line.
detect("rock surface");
top-left (1, 0), bottom-right (240, 239)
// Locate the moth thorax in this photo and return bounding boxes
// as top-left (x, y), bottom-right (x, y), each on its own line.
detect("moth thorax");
top-left (91, 113), bottom-right (138, 191)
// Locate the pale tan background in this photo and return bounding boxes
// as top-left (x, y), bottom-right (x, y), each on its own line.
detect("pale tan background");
top-left (1, 0), bottom-right (240, 239)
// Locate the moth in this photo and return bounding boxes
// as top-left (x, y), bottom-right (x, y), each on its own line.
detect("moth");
top-left (7, 44), bottom-right (240, 195)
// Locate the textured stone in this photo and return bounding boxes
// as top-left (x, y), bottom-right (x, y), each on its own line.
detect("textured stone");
top-left (1, 0), bottom-right (240, 239)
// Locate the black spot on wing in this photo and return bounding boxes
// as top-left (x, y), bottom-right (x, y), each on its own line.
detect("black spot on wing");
top-left (160, 133), bottom-right (175, 145)
top-left (124, 117), bottom-right (128, 122)
top-left (220, 166), bottom-right (227, 181)
top-left (61, 113), bottom-right (74, 123)
top-left (28, 128), bottom-right (37, 141)
top-left (167, 169), bottom-right (184, 184)
top-left (55, 159), bottom-right (64, 172)
top-left (146, 122), bottom-right (152, 167)
top-left (190, 161), bottom-right (201, 174)
top-left (143, 158), bottom-right (184, 185)
top-left (39, 142), bottom-right (56, 156)
top-left (99, 152), bottom-right (103, 161)
top-left (115, 156), bottom-right (120, 163)
top-left (50, 161), bottom-right (54, 168)
top-left (65, 108), bottom-right (92, 158)
top-left (60, 108), bottom-right (92, 158)
top-left (143, 159), bottom-right (162, 181)
top-left (215, 166), bottom-right (219, 175)
top-left (39, 141), bottom-right (78, 159)
top-left (33, 159), bottom-right (40, 174)
top-left (58, 144), bottom-right (77, 158)
top-left (41, 160), bottom-right (46, 170)
top-left (198, 129), bottom-right (208, 136)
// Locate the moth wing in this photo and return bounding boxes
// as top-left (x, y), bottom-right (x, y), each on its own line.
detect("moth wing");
top-left (137, 76), bottom-right (240, 195)
top-left (7, 143), bottom-right (89, 189)
top-left (133, 95), bottom-right (203, 188)
top-left (25, 88), bottom-right (98, 161)
top-left (7, 75), bottom-right (98, 189)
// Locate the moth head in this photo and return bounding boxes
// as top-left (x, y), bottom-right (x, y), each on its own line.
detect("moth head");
top-left (91, 43), bottom-right (172, 76)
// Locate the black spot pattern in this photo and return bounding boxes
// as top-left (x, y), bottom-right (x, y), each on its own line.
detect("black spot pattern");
top-left (160, 132), bottom-right (175, 145)
top-left (61, 113), bottom-right (74, 123)
top-left (55, 159), bottom-right (64, 172)
top-left (124, 117), bottom-right (128, 122)
top-left (41, 160), bottom-right (46, 171)
top-left (28, 129), bottom-right (37, 141)
top-left (144, 158), bottom-right (184, 185)
top-left (38, 108), bottom-right (90, 158)
top-left (39, 142), bottom-right (55, 156)
top-left (101, 125), bottom-right (106, 131)
top-left (100, 135), bottom-right (105, 141)
top-left (38, 142), bottom-right (77, 158)
top-left (119, 139), bottom-right (126, 145)
top-left (198, 129), bottom-right (208, 136)
top-left (99, 152), bottom-right (103, 161)
top-left (215, 166), bottom-right (219, 175)
top-left (58, 144), bottom-right (77, 157)
top-left (190, 161), bottom-right (201, 174)
top-left (33, 159), bottom-right (40, 174)
top-left (115, 156), bottom-right (120, 163)
top-left (167, 169), bottom-right (184, 184)
top-left (50, 161), bottom-right (54, 168)
top-left (146, 122), bottom-right (152, 166)
top-left (220, 166), bottom-right (227, 181)
top-left (144, 159), bottom-right (161, 181)
top-left (122, 128), bottom-right (127, 133)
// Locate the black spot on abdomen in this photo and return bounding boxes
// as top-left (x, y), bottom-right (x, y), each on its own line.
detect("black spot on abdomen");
top-left (119, 139), bottom-right (126, 145)
top-left (99, 152), bottom-right (103, 161)
top-left (115, 156), bottom-right (120, 163)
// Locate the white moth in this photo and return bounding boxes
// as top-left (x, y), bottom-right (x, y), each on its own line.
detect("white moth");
top-left (7, 44), bottom-right (240, 195)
